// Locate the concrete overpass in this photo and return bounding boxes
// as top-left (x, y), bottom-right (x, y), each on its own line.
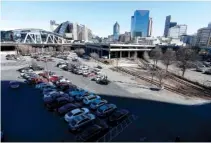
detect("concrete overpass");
top-left (1, 42), bottom-right (154, 59)
top-left (85, 43), bottom-right (154, 59)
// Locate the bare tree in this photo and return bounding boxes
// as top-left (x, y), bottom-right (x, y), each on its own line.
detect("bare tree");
top-left (149, 67), bottom-right (156, 84)
top-left (161, 48), bottom-right (176, 72)
top-left (90, 52), bottom-right (99, 63)
top-left (64, 46), bottom-right (70, 51)
top-left (58, 46), bottom-right (64, 53)
top-left (176, 47), bottom-right (197, 77)
top-left (75, 48), bottom-right (85, 57)
top-left (150, 47), bottom-right (163, 68)
top-left (156, 69), bottom-right (166, 88)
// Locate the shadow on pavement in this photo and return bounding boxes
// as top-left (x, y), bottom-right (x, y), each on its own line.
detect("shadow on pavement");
top-left (1, 80), bottom-right (211, 142)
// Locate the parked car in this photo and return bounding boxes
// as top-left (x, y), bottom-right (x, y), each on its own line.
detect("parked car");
top-left (95, 65), bottom-right (103, 69)
top-left (17, 67), bottom-right (32, 73)
top-left (90, 99), bottom-right (107, 110)
top-left (196, 65), bottom-right (206, 72)
top-left (203, 68), bottom-right (211, 75)
top-left (42, 88), bottom-right (58, 96)
top-left (56, 62), bottom-right (67, 67)
top-left (9, 81), bottom-right (20, 89)
top-left (29, 65), bottom-right (44, 71)
top-left (75, 125), bottom-right (104, 142)
top-left (64, 108), bottom-right (89, 122)
top-left (68, 113), bottom-right (96, 131)
top-left (108, 109), bottom-right (129, 125)
top-left (75, 92), bottom-right (90, 101)
top-left (46, 97), bottom-right (74, 111)
top-left (57, 103), bottom-right (82, 115)
top-left (35, 83), bottom-right (49, 89)
top-left (57, 82), bottom-right (71, 91)
top-left (96, 79), bottom-right (110, 85)
top-left (96, 104), bottom-right (117, 117)
top-left (83, 94), bottom-right (101, 105)
top-left (76, 70), bottom-right (83, 75)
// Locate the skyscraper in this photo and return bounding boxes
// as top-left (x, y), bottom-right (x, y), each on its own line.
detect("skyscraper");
top-left (148, 17), bottom-right (153, 37)
top-left (163, 15), bottom-right (177, 37)
top-left (164, 15), bottom-right (171, 37)
top-left (113, 22), bottom-right (120, 41)
top-left (131, 16), bottom-right (134, 38)
top-left (131, 10), bottom-right (150, 38)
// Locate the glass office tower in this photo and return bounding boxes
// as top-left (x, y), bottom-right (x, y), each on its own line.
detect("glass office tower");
top-left (131, 10), bottom-right (150, 38)
top-left (164, 15), bottom-right (171, 37)
top-left (113, 22), bottom-right (120, 41)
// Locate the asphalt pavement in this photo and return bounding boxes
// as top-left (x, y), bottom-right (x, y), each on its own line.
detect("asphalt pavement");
top-left (1, 57), bottom-right (211, 142)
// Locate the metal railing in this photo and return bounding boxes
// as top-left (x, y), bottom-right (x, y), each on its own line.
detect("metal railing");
top-left (97, 114), bottom-right (138, 142)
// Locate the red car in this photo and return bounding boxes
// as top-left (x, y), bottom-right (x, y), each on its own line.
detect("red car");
top-left (88, 73), bottom-right (96, 77)
top-left (49, 75), bottom-right (59, 82)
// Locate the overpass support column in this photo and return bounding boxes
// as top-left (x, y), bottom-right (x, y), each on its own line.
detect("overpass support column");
top-left (135, 51), bottom-right (137, 58)
top-left (108, 51), bottom-right (111, 59)
top-left (120, 51), bottom-right (122, 58)
top-left (128, 51), bottom-right (130, 58)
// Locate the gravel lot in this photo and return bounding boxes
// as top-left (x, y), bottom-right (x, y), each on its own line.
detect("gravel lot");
top-left (1, 54), bottom-right (211, 142)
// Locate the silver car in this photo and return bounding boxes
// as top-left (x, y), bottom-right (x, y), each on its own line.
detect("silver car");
top-left (68, 113), bottom-right (95, 131)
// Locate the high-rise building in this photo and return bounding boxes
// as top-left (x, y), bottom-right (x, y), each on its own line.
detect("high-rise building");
top-left (196, 23), bottom-right (211, 48)
top-left (131, 10), bottom-right (150, 38)
top-left (168, 25), bottom-right (187, 39)
top-left (163, 15), bottom-right (177, 37)
top-left (164, 15), bottom-right (171, 38)
top-left (208, 22), bottom-right (211, 28)
top-left (170, 22), bottom-right (177, 28)
top-left (53, 21), bottom-right (92, 41)
top-left (148, 17), bottom-right (153, 37)
top-left (113, 22), bottom-right (120, 41)
top-left (50, 20), bottom-right (59, 32)
top-left (131, 16), bottom-right (134, 38)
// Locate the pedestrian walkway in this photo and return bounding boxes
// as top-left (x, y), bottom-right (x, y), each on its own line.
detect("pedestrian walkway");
top-left (97, 114), bottom-right (138, 142)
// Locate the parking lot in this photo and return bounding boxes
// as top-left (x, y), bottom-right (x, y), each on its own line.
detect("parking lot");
top-left (1, 53), bottom-right (211, 142)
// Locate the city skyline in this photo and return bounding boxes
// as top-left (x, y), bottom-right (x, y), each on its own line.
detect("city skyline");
top-left (1, 1), bottom-right (211, 37)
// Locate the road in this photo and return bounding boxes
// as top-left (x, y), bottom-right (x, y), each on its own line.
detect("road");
top-left (1, 56), bottom-right (211, 142)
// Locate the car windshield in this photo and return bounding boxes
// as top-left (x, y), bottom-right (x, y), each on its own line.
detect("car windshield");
top-left (87, 95), bottom-right (96, 100)
top-left (93, 100), bottom-right (101, 105)
top-left (98, 105), bottom-right (108, 112)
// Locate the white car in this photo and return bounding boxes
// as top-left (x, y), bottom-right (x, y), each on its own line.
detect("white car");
top-left (59, 64), bottom-right (67, 68)
top-left (83, 94), bottom-right (101, 105)
top-left (9, 81), bottom-right (20, 89)
top-left (59, 78), bottom-right (71, 83)
top-left (64, 108), bottom-right (89, 122)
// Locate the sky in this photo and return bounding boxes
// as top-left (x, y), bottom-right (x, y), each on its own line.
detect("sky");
top-left (1, 1), bottom-right (211, 37)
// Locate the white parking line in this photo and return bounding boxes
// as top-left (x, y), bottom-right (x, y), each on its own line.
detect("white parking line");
top-left (97, 114), bottom-right (138, 142)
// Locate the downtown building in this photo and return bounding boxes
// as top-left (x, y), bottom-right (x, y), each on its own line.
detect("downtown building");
top-left (119, 32), bottom-right (131, 43)
top-left (195, 22), bottom-right (211, 48)
top-left (163, 15), bottom-right (177, 38)
top-left (113, 22), bottom-right (120, 41)
top-left (168, 24), bottom-right (187, 39)
top-left (131, 10), bottom-right (152, 38)
top-left (52, 21), bottom-right (93, 42)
